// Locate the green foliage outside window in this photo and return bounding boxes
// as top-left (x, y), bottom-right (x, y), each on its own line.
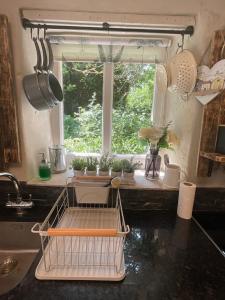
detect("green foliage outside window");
top-left (63, 62), bottom-right (155, 154)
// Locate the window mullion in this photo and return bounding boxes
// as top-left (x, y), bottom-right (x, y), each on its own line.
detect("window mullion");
top-left (102, 63), bottom-right (114, 154)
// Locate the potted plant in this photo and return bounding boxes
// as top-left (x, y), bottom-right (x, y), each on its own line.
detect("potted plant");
top-left (86, 156), bottom-right (98, 176)
top-left (99, 153), bottom-right (112, 176)
top-left (72, 158), bottom-right (86, 176)
top-left (111, 159), bottom-right (123, 177)
top-left (121, 158), bottom-right (142, 179)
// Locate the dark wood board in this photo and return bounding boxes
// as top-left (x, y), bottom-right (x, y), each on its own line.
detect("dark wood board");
top-left (0, 15), bottom-right (21, 170)
top-left (197, 30), bottom-right (225, 176)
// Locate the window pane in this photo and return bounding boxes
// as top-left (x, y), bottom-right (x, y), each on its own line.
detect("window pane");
top-left (112, 64), bottom-right (155, 154)
top-left (63, 62), bottom-right (103, 153)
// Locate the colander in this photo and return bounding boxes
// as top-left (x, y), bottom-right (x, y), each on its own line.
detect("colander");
top-left (168, 50), bottom-right (197, 95)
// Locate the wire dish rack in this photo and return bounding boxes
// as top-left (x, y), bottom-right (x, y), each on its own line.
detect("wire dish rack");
top-left (31, 182), bottom-right (129, 281)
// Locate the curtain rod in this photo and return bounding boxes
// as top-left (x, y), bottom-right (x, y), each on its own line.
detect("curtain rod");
top-left (22, 18), bottom-right (194, 36)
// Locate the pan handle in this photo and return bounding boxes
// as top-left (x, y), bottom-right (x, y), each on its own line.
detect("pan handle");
top-left (33, 38), bottom-right (42, 73)
top-left (46, 38), bottom-right (54, 71)
top-left (40, 38), bottom-right (48, 72)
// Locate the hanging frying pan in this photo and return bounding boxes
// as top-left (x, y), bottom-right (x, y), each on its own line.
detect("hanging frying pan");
top-left (38, 37), bottom-right (63, 105)
top-left (23, 38), bottom-right (51, 110)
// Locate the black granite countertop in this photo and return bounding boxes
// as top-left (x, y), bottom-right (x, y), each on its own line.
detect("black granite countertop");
top-left (1, 210), bottom-right (225, 300)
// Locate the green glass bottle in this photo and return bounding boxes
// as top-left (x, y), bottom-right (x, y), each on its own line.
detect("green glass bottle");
top-left (39, 153), bottom-right (51, 180)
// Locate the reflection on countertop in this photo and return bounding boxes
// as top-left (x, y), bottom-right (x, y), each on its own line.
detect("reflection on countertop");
top-left (1, 211), bottom-right (225, 300)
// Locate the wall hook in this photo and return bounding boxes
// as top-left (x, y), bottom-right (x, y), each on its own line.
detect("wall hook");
top-left (43, 25), bottom-right (47, 40)
top-left (37, 26), bottom-right (40, 40)
top-left (177, 34), bottom-right (184, 53)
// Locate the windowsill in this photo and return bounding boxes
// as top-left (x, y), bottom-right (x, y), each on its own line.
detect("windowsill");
top-left (27, 170), bottom-right (72, 187)
top-left (27, 170), bottom-right (178, 190)
top-left (26, 170), bottom-right (225, 190)
top-left (66, 152), bottom-right (146, 161)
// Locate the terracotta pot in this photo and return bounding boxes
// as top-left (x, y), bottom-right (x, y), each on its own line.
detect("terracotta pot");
top-left (86, 170), bottom-right (96, 176)
top-left (111, 171), bottom-right (122, 177)
top-left (123, 172), bottom-right (134, 179)
top-left (99, 170), bottom-right (109, 176)
top-left (73, 169), bottom-right (84, 177)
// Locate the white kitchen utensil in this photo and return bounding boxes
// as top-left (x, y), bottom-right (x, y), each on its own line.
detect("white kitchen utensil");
top-left (49, 145), bottom-right (66, 173)
top-left (168, 50), bottom-right (197, 95)
top-left (163, 163), bottom-right (180, 188)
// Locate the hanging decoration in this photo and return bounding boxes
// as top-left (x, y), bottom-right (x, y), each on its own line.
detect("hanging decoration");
top-left (193, 59), bottom-right (225, 105)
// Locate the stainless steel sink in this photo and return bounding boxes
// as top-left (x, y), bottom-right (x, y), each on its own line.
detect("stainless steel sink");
top-left (0, 222), bottom-right (40, 296)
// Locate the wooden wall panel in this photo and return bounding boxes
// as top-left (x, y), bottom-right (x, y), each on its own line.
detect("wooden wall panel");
top-left (0, 15), bottom-right (20, 170)
top-left (197, 30), bottom-right (225, 176)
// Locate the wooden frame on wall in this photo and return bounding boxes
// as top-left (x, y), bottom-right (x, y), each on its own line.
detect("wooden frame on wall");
top-left (0, 15), bottom-right (21, 170)
top-left (197, 30), bottom-right (225, 176)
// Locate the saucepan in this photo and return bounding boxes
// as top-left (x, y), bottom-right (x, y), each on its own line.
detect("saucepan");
top-left (38, 38), bottom-right (63, 105)
top-left (23, 37), bottom-right (51, 110)
top-left (23, 30), bottom-right (63, 110)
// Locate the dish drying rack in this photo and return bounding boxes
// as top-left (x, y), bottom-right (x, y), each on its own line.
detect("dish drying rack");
top-left (31, 180), bottom-right (129, 281)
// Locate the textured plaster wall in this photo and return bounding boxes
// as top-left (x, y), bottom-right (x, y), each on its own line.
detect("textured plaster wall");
top-left (165, 8), bottom-right (225, 181)
top-left (0, 0), bottom-right (225, 180)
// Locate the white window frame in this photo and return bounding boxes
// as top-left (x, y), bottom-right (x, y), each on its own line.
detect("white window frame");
top-left (55, 61), bottom-right (159, 166)
top-left (102, 63), bottom-right (114, 154)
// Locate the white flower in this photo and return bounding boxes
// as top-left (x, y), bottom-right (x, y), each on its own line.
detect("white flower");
top-left (138, 127), bottom-right (163, 145)
top-left (167, 130), bottom-right (179, 146)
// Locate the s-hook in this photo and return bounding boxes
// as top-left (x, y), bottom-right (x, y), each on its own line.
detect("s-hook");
top-left (177, 34), bottom-right (184, 53)
top-left (43, 25), bottom-right (47, 40)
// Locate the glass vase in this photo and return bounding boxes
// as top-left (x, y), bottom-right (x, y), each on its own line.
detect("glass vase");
top-left (145, 146), bottom-right (161, 180)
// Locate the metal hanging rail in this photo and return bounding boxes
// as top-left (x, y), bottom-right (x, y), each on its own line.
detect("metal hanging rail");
top-left (22, 18), bottom-right (194, 36)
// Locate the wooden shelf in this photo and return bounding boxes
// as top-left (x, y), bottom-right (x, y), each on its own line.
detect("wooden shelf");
top-left (200, 151), bottom-right (225, 176)
top-left (200, 151), bottom-right (225, 162)
top-left (199, 151), bottom-right (225, 177)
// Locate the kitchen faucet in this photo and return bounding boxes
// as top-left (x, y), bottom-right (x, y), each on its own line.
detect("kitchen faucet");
top-left (0, 172), bottom-right (33, 208)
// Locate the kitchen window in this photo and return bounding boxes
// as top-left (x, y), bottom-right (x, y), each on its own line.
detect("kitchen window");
top-left (63, 62), bottom-right (104, 154)
top-left (50, 35), bottom-right (170, 157)
top-left (63, 61), bottom-right (155, 155)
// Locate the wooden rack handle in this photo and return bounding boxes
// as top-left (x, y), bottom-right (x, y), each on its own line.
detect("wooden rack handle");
top-left (47, 228), bottom-right (117, 237)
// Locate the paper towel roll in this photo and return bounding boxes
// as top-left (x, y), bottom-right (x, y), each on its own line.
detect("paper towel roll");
top-left (177, 182), bottom-right (196, 219)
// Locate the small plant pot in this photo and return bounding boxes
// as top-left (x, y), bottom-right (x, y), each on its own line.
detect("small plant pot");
top-left (99, 170), bottom-right (109, 176)
top-left (123, 171), bottom-right (134, 179)
top-left (86, 170), bottom-right (96, 176)
top-left (111, 171), bottom-right (122, 177)
top-left (73, 169), bottom-right (84, 177)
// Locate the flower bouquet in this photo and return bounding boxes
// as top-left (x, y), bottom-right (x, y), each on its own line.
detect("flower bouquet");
top-left (138, 123), bottom-right (178, 179)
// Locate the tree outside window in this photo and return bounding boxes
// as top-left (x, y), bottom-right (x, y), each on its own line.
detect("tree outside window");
top-left (63, 62), bottom-right (155, 154)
